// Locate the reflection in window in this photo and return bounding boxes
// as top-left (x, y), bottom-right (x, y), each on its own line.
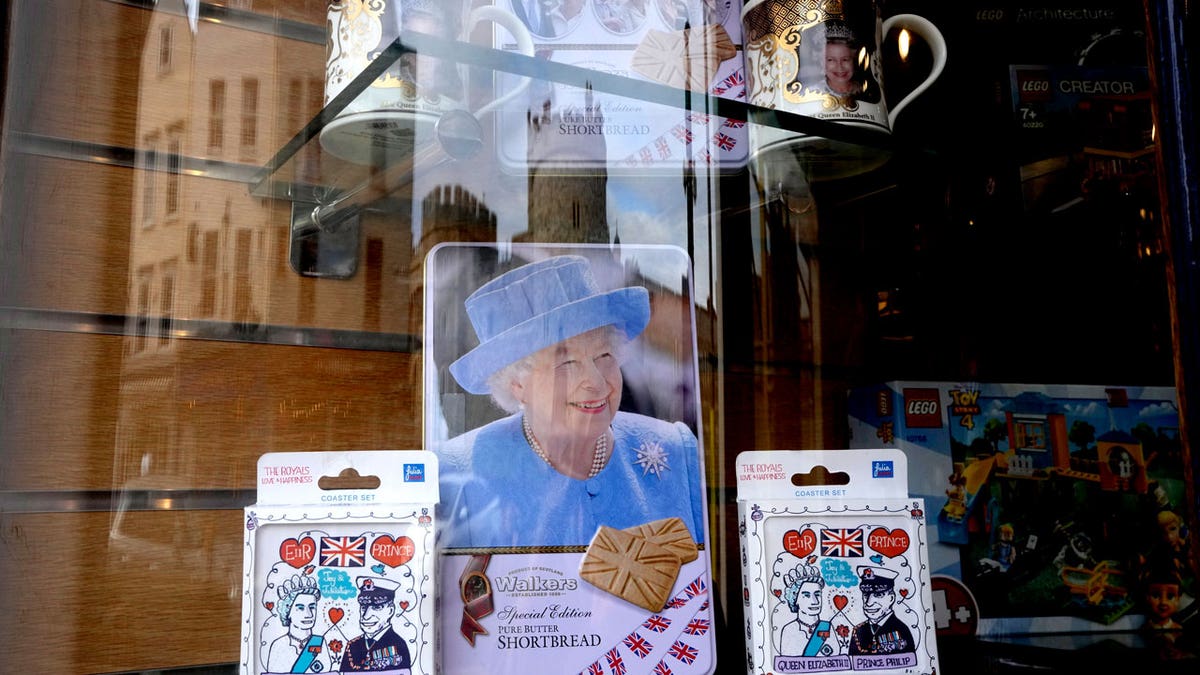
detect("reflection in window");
top-left (158, 25), bottom-right (173, 74)
top-left (234, 228), bottom-right (254, 324)
top-left (167, 129), bottom-right (182, 216)
top-left (160, 262), bottom-right (177, 346)
top-left (135, 266), bottom-right (153, 353)
top-left (187, 222), bottom-right (199, 262)
top-left (141, 133), bottom-right (160, 227)
top-left (241, 77), bottom-right (259, 151)
top-left (200, 230), bottom-right (219, 317)
top-left (209, 79), bottom-right (225, 151)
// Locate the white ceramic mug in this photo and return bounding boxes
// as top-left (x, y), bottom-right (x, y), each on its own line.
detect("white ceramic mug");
top-left (741, 0), bottom-right (947, 181)
top-left (322, 0), bottom-right (535, 164)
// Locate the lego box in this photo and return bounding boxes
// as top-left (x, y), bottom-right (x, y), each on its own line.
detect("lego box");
top-left (847, 382), bottom-right (1194, 638)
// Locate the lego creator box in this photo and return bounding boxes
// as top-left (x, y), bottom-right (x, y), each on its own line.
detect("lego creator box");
top-left (847, 382), bottom-right (1193, 637)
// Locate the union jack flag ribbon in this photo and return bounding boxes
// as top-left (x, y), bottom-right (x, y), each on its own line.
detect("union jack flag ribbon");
top-left (605, 647), bottom-right (627, 675)
top-left (669, 124), bottom-right (694, 144)
top-left (623, 632), bottom-right (654, 659)
top-left (318, 536), bottom-right (366, 567)
top-left (653, 660), bottom-right (674, 675)
top-left (668, 640), bottom-right (699, 665)
top-left (683, 577), bottom-right (707, 599)
top-left (654, 137), bottom-right (672, 160)
top-left (643, 615), bottom-right (672, 633)
top-left (714, 133), bottom-right (737, 151)
top-left (683, 618), bottom-right (710, 636)
top-left (581, 661), bottom-right (603, 675)
top-left (821, 528), bottom-right (865, 557)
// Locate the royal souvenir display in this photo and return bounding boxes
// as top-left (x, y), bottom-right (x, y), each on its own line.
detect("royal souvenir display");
top-left (425, 243), bottom-right (716, 674)
top-left (240, 451), bottom-right (439, 674)
top-left (737, 449), bottom-right (938, 675)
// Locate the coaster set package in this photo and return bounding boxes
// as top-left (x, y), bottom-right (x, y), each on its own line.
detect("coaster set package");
top-left (240, 451), bottom-right (439, 675)
top-left (737, 450), bottom-right (938, 675)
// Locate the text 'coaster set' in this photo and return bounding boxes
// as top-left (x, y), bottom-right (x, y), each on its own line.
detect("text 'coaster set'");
top-left (241, 452), bottom-right (440, 675)
top-left (738, 449), bottom-right (939, 675)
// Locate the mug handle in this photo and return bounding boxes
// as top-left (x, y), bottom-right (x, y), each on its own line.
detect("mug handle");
top-left (469, 5), bottom-right (536, 119)
top-left (881, 14), bottom-right (948, 125)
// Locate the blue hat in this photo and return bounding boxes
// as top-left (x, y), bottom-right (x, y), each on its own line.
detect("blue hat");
top-left (448, 256), bottom-right (651, 395)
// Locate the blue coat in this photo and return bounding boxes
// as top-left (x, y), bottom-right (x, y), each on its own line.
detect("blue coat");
top-left (437, 412), bottom-right (705, 548)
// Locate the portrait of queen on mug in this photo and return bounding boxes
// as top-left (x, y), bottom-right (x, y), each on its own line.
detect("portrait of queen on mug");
top-left (808, 20), bottom-right (881, 106)
top-left (424, 245), bottom-right (706, 550)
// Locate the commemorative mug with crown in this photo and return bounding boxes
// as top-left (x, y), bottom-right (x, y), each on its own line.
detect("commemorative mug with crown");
top-left (741, 0), bottom-right (947, 180)
top-left (321, 0), bottom-right (534, 164)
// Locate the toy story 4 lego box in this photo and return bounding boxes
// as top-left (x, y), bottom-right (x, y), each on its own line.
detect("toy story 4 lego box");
top-left (737, 449), bottom-right (939, 675)
top-left (240, 451), bottom-right (439, 675)
top-left (847, 381), bottom-right (1195, 639)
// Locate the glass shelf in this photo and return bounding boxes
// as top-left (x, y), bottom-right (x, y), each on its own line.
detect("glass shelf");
top-left (250, 29), bottom-right (914, 204)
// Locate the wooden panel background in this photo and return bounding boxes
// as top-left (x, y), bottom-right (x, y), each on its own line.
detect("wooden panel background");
top-left (0, 510), bottom-right (244, 674)
top-left (0, 1), bottom-right (425, 672)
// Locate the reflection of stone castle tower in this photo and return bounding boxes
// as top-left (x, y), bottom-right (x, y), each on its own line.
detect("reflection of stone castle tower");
top-left (414, 185), bottom-right (502, 431)
top-left (518, 86), bottom-right (609, 243)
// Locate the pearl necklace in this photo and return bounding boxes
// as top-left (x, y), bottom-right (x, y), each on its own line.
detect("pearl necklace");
top-left (522, 414), bottom-right (608, 478)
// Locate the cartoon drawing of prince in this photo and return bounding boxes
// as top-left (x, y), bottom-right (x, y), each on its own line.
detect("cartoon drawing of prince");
top-left (848, 565), bottom-right (915, 657)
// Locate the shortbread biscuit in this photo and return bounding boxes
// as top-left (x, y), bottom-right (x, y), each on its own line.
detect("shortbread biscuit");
top-left (625, 517), bottom-right (698, 563)
top-left (632, 24), bottom-right (736, 91)
top-left (581, 525), bottom-right (682, 612)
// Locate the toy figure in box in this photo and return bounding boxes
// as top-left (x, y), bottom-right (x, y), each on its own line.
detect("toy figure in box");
top-left (979, 523), bottom-right (1017, 574)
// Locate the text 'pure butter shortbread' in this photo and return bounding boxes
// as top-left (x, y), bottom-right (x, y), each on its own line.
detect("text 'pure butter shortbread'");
top-left (624, 516), bottom-right (699, 563)
top-left (580, 525), bottom-right (682, 612)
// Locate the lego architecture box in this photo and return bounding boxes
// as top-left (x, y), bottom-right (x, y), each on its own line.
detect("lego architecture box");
top-left (847, 382), bottom-right (1193, 637)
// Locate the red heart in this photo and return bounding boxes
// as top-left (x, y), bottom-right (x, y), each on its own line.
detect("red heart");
top-left (371, 535), bottom-right (415, 567)
top-left (899, 588), bottom-right (910, 598)
top-left (783, 529), bottom-right (817, 558)
top-left (773, 589), bottom-right (782, 598)
top-left (399, 601), bottom-right (410, 610)
top-left (867, 528), bottom-right (910, 558)
top-left (279, 537), bottom-right (316, 568)
top-left (329, 608), bottom-right (345, 624)
top-left (833, 595), bottom-right (848, 611)
top-left (264, 602), bottom-right (275, 611)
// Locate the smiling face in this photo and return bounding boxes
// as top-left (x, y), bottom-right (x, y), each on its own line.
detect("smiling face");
top-left (359, 601), bottom-right (395, 638)
top-left (824, 41), bottom-right (856, 94)
top-left (288, 592), bottom-right (319, 633)
top-left (513, 326), bottom-right (623, 452)
top-left (862, 589), bottom-right (894, 622)
top-left (796, 581), bottom-right (823, 622)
